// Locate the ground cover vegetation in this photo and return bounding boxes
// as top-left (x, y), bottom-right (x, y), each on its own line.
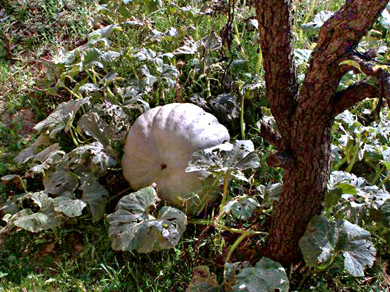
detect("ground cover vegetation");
top-left (1, 0), bottom-right (390, 291)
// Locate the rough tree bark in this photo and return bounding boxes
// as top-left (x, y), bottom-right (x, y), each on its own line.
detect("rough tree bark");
top-left (254, 0), bottom-right (390, 264)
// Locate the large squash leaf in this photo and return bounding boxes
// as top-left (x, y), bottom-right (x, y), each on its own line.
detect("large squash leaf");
top-left (34, 97), bottom-right (90, 138)
top-left (186, 140), bottom-right (260, 182)
top-left (299, 215), bottom-right (338, 269)
top-left (185, 266), bottom-right (220, 292)
top-left (107, 187), bottom-right (187, 252)
top-left (79, 173), bottom-right (109, 222)
top-left (299, 215), bottom-right (376, 277)
top-left (62, 142), bottom-right (117, 177)
top-left (223, 196), bottom-right (260, 221)
top-left (14, 192), bottom-right (62, 232)
top-left (338, 220), bottom-right (377, 277)
top-left (78, 112), bottom-right (110, 146)
top-left (234, 257), bottom-right (289, 292)
top-left (53, 192), bottom-right (86, 218)
top-left (43, 170), bottom-right (79, 196)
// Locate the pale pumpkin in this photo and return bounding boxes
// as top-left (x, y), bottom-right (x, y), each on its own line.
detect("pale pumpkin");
top-left (122, 103), bottom-right (230, 211)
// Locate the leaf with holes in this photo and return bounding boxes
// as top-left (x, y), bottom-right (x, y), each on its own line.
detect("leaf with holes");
top-left (234, 257), bottom-right (289, 292)
top-left (53, 192), bottom-right (87, 217)
top-left (43, 171), bottom-right (79, 196)
top-left (186, 140), bottom-right (260, 182)
top-left (223, 196), bottom-right (260, 220)
top-left (107, 187), bottom-right (187, 252)
top-left (14, 192), bottom-right (62, 232)
top-left (300, 215), bottom-right (376, 277)
top-left (62, 142), bottom-right (117, 177)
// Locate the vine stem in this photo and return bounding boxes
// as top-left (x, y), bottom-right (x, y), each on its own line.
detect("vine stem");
top-left (216, 171), bottom-right (231, 223)
top-left (333, 156), bottom-right (347, 170)
top-left (240, 94), bottom-right (245, 140)
top-left (225, 230), bottom-right (252, 264)
top-left (214, 223), bottom-right (267, 236)
top-left (69, 126), bottom-right (79, 146)
top-left (378, 174), bottom-right (390, 188)
top-left (345, 136), bottom-right (361, 173)
top-left (371, 165), bottom-right (385, 185)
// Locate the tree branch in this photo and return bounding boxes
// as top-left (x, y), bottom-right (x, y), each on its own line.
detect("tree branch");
top-left (332, 81), bottom-right (379, 116)
top-left (332, 53), bottom-right (390, 116)
top-left (266, 151), bottom-right (294, 169)
top-left (255, 0), bottom-right (298, 140)
top-left (294, 0), bottom-right (388, 128)
top-left (256, 120), bottom-right (283, 150)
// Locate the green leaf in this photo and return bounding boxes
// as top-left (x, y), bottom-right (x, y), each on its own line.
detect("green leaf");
top-left (53, 47), bottom-right (80, 65)
top-left (223, 196), bottom-right (260, 220)
top-left (134, 48), bottom-right (157, 61)
top-left (186, 266), bottom-right (220, 292)
top-left (336, 183), bottom-right (358, 195)
top-left (1, 175), bottom-right (26, 191)
top-left (262, 183), bottom-right (283, 206)
top-left (79, 173), bottom-right (109, 222)
top-left (201, 31), bottom-right (222, 51)
top-left (302, 10), bottom-right (334, 30)
top-left (133, 206), bottom-right (187, 253)
top-left (380, 199), bottom-right (390, 226)
top-left (82, 48), bottom-right (104, 68)
top-left (53, 192), bottom-right (87, 217)
top-left (382, 161), bottom-right (390, 170)
top-left (337, 220), bottom-right (376, 277)
top-left (230, 141), bottom-right (260, 170)
top-left (87, 24), bottom-right (121, 47)
top-left (34, 97), bottom-right (90, 137)
top-left (294, 49), bottom-right (312, 66)
top-left (173, 37), bottom-right (198, 55)
top-left (379, 7), bottom-right (390, 28)
top-left (27, 150), bottom-right (65, 177)
top-left (224, 261), bottom-right (251, 286)
top-left (34, 143), bottom-right (61, 163)
top-left (299, 215), bottom-right (338, 269)
top-left (43, 170), bottom-right (79, 196)
top-left (14, 192), bottom-right (61, 232)
top-left (78, 83), bottom-right (99, 94)
top-left (328, 171), bottom-right (365, 190)
top-left (335, 110), bottom-right (356, 126)
top-left (339, 60), bottom-right (362, 72)
top-left (234, 257), bottom-right (289, 292)
top-left (62, 142), bottom-right (117, 177)
top-left (78, 112), bottom-right (110, 146)
top-left (100, 51), bottom-right (121, 63)
top-left (209, 93), bottom-right (239, 122)
top-left (13, 146), bottom-right (36, 164)
top-left (14, 133), bottom-right (50, 164)
top-left (300, 215), bottom-right (376, 277)
top-left (115, 186), bottom-right (159, 218)
top-left (107, 187), bottom-right (187, 252)
top-left (186, 140), bottom-right (260, 180)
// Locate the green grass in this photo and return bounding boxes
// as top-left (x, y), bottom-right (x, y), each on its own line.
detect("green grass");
top-left (0, 220), bottom-right (200, 291)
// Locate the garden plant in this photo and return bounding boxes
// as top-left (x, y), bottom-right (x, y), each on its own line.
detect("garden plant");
top-left (1, 0), bottom-right (390, 291)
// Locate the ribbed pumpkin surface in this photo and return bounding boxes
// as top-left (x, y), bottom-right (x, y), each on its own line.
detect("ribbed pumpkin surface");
top-left (122, 103), bottom-right (230, 209)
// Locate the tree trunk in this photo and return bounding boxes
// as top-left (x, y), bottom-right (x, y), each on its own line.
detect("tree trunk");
top-left (254, 0), bottom-right (389, 264)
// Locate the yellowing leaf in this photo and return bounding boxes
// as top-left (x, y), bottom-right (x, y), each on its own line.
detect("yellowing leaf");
top-left (339, 60), bottom-right (362, 72)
